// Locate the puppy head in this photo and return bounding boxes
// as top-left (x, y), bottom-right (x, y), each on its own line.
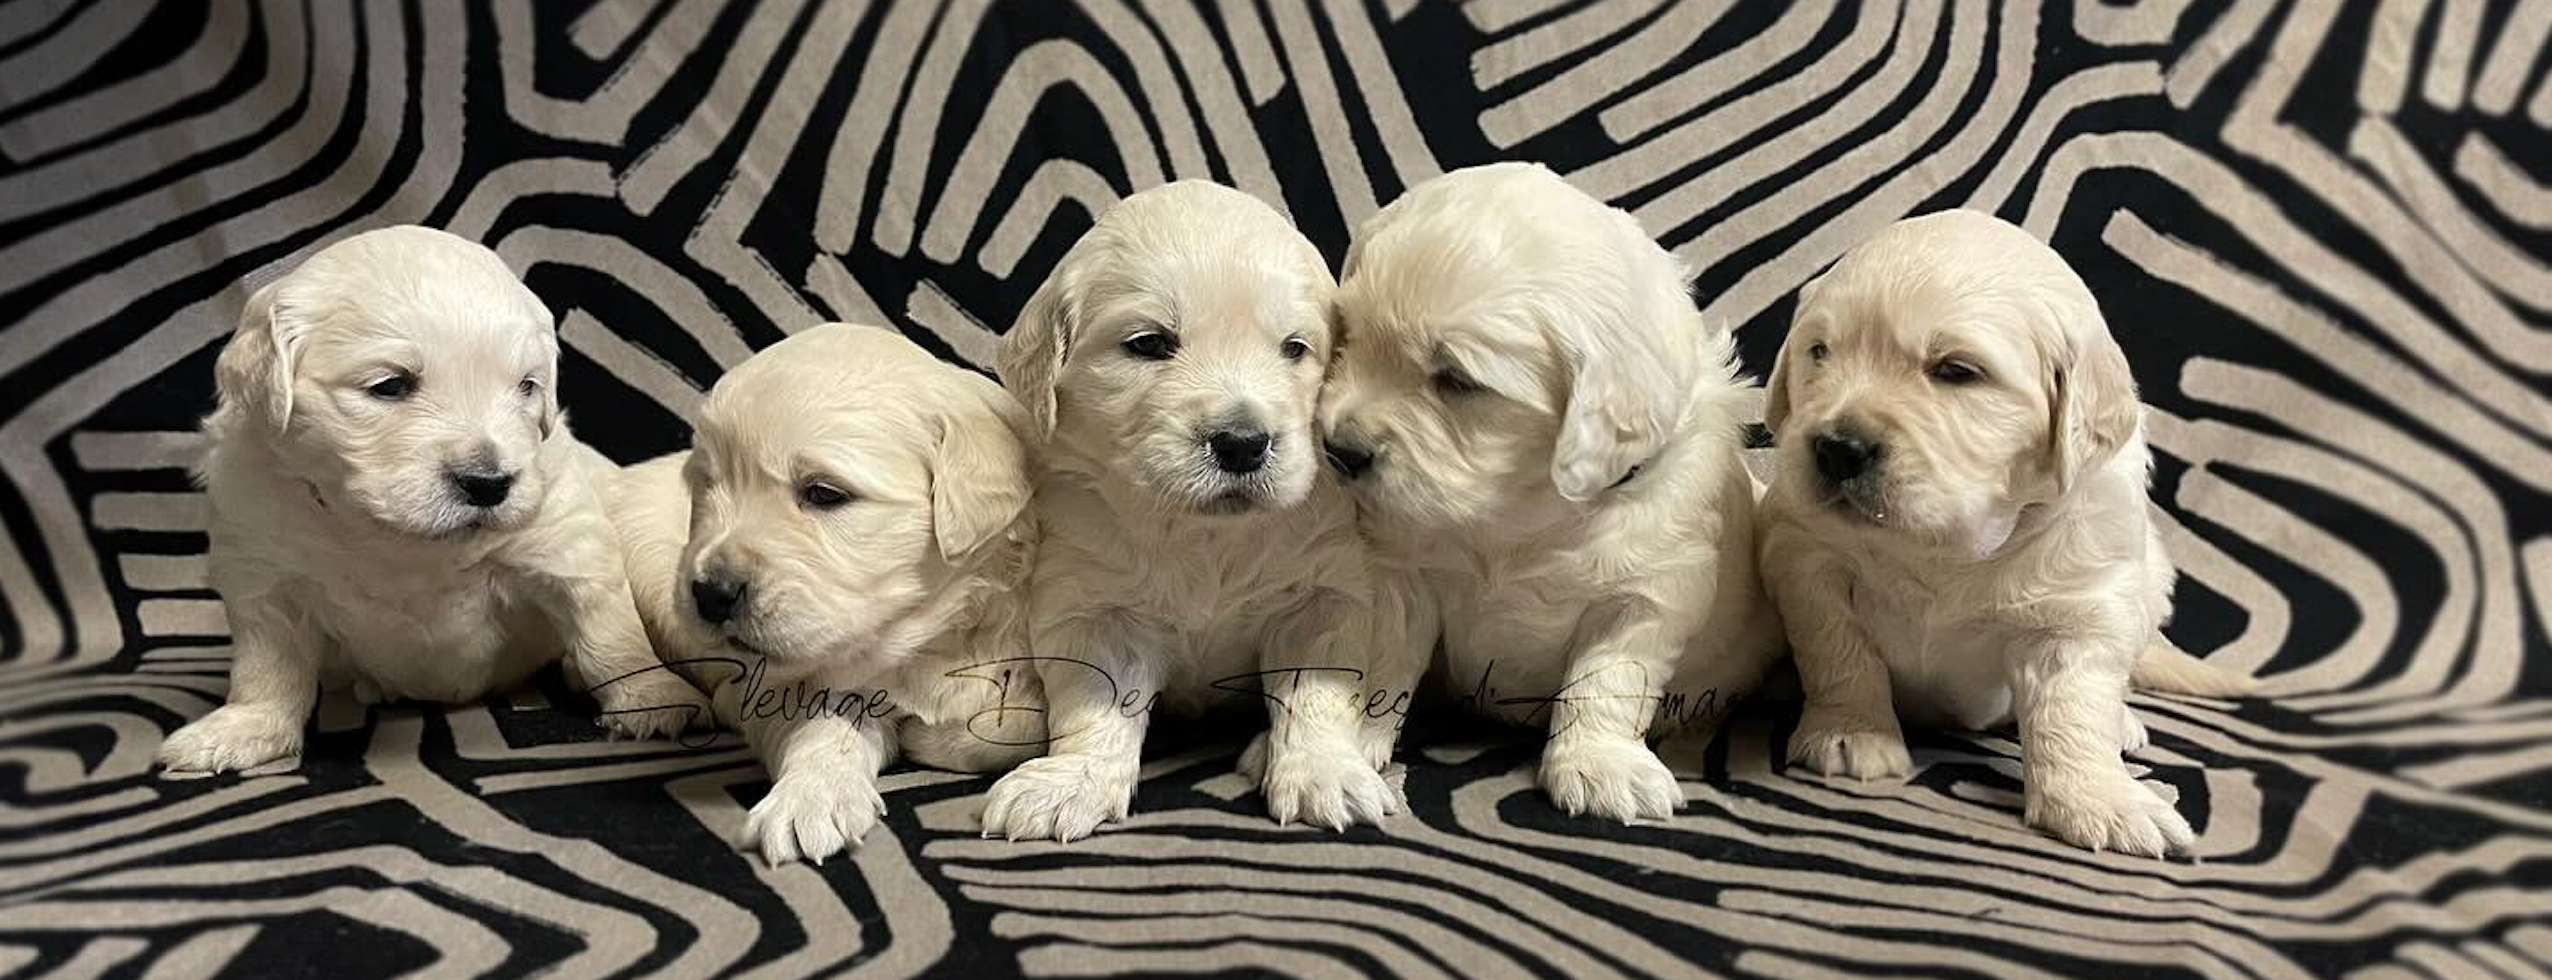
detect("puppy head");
top-left (998, 180), bottom-right (1334, 518)
top-left (1763, 209), bottom-right (2138, 557)
top-left (681, 324), bottom-right (1033, 669)
top-left (1320, 163), bottom-right (1702, 531)
top-left (216, 226), bottom-right (561, 538)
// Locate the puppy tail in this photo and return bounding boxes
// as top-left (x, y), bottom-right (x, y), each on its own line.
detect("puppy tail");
top-left (2131, 641), bottom-right (2257, 699)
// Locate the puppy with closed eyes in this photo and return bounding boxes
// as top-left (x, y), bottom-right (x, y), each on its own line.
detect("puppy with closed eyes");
top-left (979, 181), bottom-right (1425, 842)
top-left (612, 323), bottom-right (1046, 865)
top-left (1759, 209), bottom-right (2254, 857)
top-left (159, 226), bottom-right (710, 775)
top-left (1319, 162), bottom-right (1783, 822)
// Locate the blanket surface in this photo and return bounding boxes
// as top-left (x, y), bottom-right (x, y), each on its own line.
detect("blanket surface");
top-left (2, 1), bottom-right (2547, 977)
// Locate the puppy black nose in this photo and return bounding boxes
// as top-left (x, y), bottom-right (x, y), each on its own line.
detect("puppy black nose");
top-left (1208, 429), bottom-right (1273, 474)
top-left (690, 575), bottom-right (746, 625)
top-left (1812, 432), bottom-right (1881, 484)
top-left (1323, 440), bottom-right (1373, 479)
top-left (450, 469), bottom-right (515, 507)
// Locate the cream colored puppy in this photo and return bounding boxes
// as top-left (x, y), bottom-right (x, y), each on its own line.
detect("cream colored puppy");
top-left (159, 226), bottom-right (709, 774)
top-left (980, 181), bottom-right (1424, 841)
top-left (1759, 209), bottom-right (2254, 857)
top-left (1319, 162), bottom-right (1783, 823)
top-left (612, 323), bottom-right (1045, 865)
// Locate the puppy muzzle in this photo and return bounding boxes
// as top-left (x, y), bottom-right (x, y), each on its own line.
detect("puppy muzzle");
top-left (1809, 425), bottom-right (1892, 525)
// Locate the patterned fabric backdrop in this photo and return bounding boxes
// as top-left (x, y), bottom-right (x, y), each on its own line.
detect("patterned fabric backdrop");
top-left (3, 1), bottom-right (2549, 977)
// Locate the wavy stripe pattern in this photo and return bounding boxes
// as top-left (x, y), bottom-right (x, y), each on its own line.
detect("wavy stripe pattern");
top-left (1, 2), bottom-right (2547, 977)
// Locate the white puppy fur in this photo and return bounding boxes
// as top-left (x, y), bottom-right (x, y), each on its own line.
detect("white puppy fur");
top-left (1319, 162), bottom-right (1783, 823)
top-left (611, 323), bottom-right (1046, 865)
top-left (159, 226), bottom-right (709, 775)
top-left (1758, 209), bottom-right (2255, 857)
top-left (980, 181), bottom-right (1426, 841)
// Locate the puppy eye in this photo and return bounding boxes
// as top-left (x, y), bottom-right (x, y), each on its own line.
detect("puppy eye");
top-left (1280, 336), bottom-right (1312, 361)
top-left (1929, 359), bottom-right (1985, 385)
top-left (1808, 342), bottom-right (1830, 363)
top-left (517, 375), bottom-right (541, 397)
top-left (799, 482), bottom-right (853, 510)
top-left (1430, 369), bottom-right (1485, 396)
top-left (366, 374), bottom-right (417, 401)
top-left (1121, 331), bottom-right (1178, 361)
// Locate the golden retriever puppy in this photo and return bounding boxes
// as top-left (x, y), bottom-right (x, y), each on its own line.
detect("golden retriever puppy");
top-left (1319, 162), bottom-right (1783, 823)
top-left (1758, 209), bottom-right (2255, 857)
top-left (611, 323), bottom-right (1048, 865)
top-left (159, 226), bottom-right (709, 774)
top-left (980, 181), bottom-right (1425, 841)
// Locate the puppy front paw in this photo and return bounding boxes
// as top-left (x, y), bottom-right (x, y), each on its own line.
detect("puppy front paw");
top-left (2026, 771), bottom-right (2194, 857)
top-left (2118, 706), bottom-right (2150, 754)
top-left (741, 770), bottom-right (886, 865)
top-left (1787, 716), bottom-right (1913, 781)
top-left (158, 707), bottom-right (305, 774)
top-left (1262, 744), bottom-right (1397, 830)
top-left (1540, 737), bottom-right (1684, 823)
top-left (980, 754), bottom-right (1135, 842)
top-left (596, 671), bottom-right (716, 741)
top-left (1235, 731), bottom-right (1270, 783)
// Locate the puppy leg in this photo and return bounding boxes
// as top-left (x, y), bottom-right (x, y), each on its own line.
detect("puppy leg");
top-left (2118, 704), bottom-right (2150, 753)
top-left (979, 613), bottom-right (1157, 842)
top-left (738, 708), bottom-right (893, 865)
top-left (2012, 640), bottom-right (2192, 857)
top-left (1253, 592), bottom-right (1400, 830)
top-left (1777, 559), bottom-right (1912, 780)
top-left (1357, 568), bottom-right (1435, 772)
top-left (1537, 605), bottom-right (1685, 823)
top-left (540, 528), bottom-right (714, 739)
top-left (561, 582), bottom-right (714, 739)
top-left (159, 597), bottom-right (320, 774)
top-left (902, 658), bottom-right (1049, 774)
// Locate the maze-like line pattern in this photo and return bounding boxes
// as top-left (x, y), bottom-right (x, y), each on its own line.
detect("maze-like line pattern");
top-left (2, 2), bottom-right (2548, 978)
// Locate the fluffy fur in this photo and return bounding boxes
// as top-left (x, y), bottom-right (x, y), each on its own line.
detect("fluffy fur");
top-left (611, 323), bottom-right (1047, 865)
top-left (159, 226), bottom-right (709, 775)
top-left (1757, 209), bottom-right (2255, 857)
top-left (1319, 162), bottom-right (1783, 822)
top-left (980, 181), bottom-right (1426, 841)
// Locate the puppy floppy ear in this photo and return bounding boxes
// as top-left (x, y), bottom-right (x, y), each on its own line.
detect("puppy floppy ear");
top-left (214, 278), bottom-right (311, 432)
top-left (531, 299), bottom-right (563, 440)
top-left (1540, 250), bottom-right (1701, 502)
top-left (1547, 308), bottom-right (1693, 502)
top-left (998, 259), bottom-right (1081, 441)
top-left (930, 387), bottom-right (1035, 560)
top-left (1761, 269), bottom-right (1829, 435)
top-left (2043, 306), bottom-right (2140, 495)
top-left (1760, 339), bottom-right (1794, 435)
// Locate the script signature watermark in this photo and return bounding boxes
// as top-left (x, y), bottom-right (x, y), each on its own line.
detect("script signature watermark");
top-left (584, 655), bottom-right (1734, 750)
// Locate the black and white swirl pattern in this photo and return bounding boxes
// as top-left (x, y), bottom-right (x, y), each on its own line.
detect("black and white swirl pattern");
top-left (2, 2), bottom-right (2547, 977)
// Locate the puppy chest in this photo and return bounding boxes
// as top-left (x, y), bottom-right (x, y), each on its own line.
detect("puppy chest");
top-left (1853, 588), bottom-right (2015, 730)
top-left (315, 574), bottom-right (558, 700)
top-left (1434, 575), bottom-right (1578, 692)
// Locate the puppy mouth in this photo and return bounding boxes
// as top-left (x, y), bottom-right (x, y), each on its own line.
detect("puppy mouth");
top-left (415, 512), bottom-right (492, 541)
top-left (1160, 460), bottom-right (1294, 516)
top-left (1195, 489), bottom-right (1264, 515)
top-left (1824, 481), bottom-right (1893, 526)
